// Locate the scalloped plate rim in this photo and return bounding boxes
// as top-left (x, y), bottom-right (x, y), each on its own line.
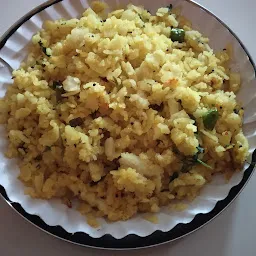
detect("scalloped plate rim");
top-left (0, 0), bottom-right (255, 246)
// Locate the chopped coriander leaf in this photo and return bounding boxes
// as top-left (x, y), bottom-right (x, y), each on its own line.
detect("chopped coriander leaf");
top-left (170, 28), bottom-right (185, 43)
top-left (180, 146), bottom-right (213, 172)
top-left (38, 41), bottom-right (52, 57)
top-left (196, 146), bottom-right (204, 154)
top-left (203, 108), bottom-right (219, 130)
top-left (194, 146), bottom-right (213, 169)
top-left (196, 159), bottom-right (213, 170)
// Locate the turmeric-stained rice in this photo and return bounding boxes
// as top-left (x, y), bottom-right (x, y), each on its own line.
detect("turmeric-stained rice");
top-left (0, 2), bottom-right (248, 223)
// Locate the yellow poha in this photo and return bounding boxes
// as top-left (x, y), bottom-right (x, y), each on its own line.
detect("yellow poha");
top-left (0, 2), bottom-right (249, 223)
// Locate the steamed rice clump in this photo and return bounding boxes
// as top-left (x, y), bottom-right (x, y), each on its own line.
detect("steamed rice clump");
top-left (0, 2), bottom-right (249, 223)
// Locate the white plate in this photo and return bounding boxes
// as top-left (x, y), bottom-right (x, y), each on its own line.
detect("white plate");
top-left (0, 0), bottom-right (255, 239)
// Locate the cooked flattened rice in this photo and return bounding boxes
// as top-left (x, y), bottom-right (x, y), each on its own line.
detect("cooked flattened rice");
top-left (0, 2), bottom-right (249, 223)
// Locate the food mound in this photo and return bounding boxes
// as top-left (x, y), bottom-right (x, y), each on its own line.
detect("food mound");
top-left (0, 2), bottom-right (248, 224)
